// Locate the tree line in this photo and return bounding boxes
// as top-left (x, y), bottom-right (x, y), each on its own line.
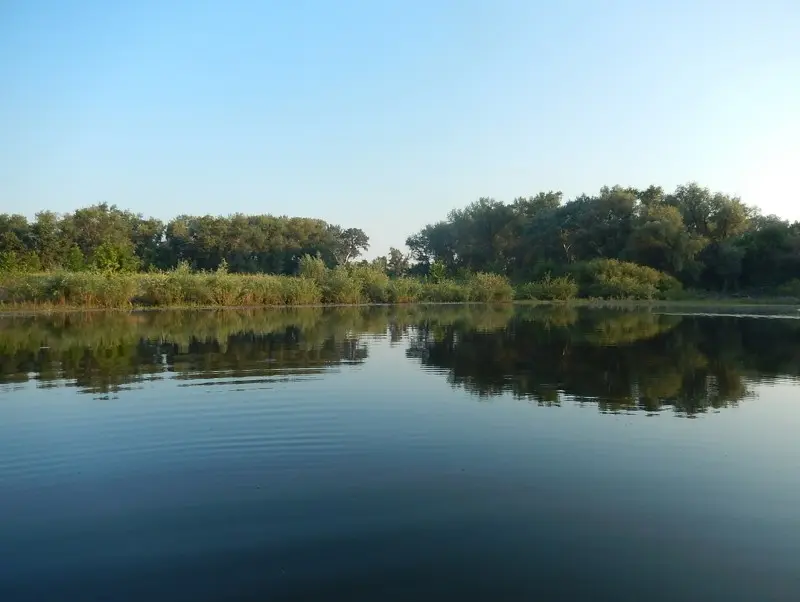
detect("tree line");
top-left (406, 182), bottom-right (800, 293)
top-left (2, 182), bottom-right (799, 294)
top-left (0, 204), bottom-right (370, 275)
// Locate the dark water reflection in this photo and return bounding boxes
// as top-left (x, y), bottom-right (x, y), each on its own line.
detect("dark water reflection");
top-left (2, 305), bottom-right (799, 414)
top-left (1, 305), bottom-right (799, 601)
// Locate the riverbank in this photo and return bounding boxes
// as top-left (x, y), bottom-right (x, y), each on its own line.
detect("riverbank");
top-left (1, 268), bottom-right (797, 314)
top-left (0, 269), bottom-right (514, 311)
top-left (2, 295), bottom-right (797, 318)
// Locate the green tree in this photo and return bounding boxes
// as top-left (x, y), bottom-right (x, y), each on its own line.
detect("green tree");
top-left (625, 203), bottom-right (706, 275)
top-left (329, 226), bottom-right (370, 265)
top-left (386, 247), bottom-right (409, 278)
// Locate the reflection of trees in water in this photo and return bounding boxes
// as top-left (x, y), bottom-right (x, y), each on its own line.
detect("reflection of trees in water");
top-left (2, 306), bottom-right (799, 409)
top-left (0, 305), bottom-right (513, 394)
top-left (407, 310), bottom-right (800, 415)
top-left (0, 309), bottom-right (377, 394)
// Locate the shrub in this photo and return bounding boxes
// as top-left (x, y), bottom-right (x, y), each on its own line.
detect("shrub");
top-left (421, 279), bottom-right (470, 302)
top-left (518, 274), bottom-right (578, 301)
top-left (322, 266), bottom-right (362, 304)
top-left (573, 259), bottom-right (681, 300)
top-left (428, 261), bottom-right (447, 283)
top-left (350, 266), bottom-right (390, 303)
top-left (205, 271), bottom-right (245, 306)
top-left (0, 274), bottom-right (52, 303)
top-left (387, 277), bottom-right (423, 303)
top-left (467, 272), bottom-right (514, 302)
top-left (239, 275), bottom-right (286, 306)
top-left (0, 251), bottom-right (42, 274)
top-left (282, 276), bottom-right (322, 305)
top-left (55, 272), bottom-right (137, 308)
top-left (139, 273), bottom-right (186, 306)
top-left (298, 254), bottom-right (328, 283)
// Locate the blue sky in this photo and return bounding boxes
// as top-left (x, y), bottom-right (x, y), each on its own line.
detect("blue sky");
top-left (1, 0), bottom-right (799, 256)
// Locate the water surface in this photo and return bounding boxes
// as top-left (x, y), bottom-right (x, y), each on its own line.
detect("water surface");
top-left (1, 305), bottom-right (799, 601)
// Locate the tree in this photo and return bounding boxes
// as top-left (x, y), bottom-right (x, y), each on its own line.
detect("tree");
top-left (386, 247), bottom-right (409, 277)
top-left (329, 226), bottom-right (369, 265)
top-left (625, 204), bottom-right (706, 275)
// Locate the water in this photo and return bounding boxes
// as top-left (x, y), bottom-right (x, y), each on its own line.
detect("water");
top-left (1, 305), bottom-right (799, 601)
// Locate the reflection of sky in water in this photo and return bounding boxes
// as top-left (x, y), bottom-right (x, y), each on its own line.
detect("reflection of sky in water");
top-left (0, 309), bottom-right (799, 601)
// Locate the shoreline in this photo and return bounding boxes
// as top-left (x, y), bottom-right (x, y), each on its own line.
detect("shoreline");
top-left (2, 298), bottom-right (798, 318)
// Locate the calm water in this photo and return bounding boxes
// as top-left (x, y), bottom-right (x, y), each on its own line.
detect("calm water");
top-left (1, 305), bottom-right (799, 601)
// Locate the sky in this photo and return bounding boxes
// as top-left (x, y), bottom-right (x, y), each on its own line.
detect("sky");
top-left (1, 0), bottom-right (799, 257)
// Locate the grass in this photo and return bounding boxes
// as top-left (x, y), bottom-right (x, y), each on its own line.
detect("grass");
top-left (0, 267), bottom-right (516, 311)
top-left (1, 264), bottom-right (797, 313)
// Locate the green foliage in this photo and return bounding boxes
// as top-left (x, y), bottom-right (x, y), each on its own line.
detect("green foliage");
top-left (350, 265), bottom-right (390, 303)
top-left (0, 204), bottom-right (368, 276)
top-left (88, 241), bottom-right (139, 273)
top-left (139, 273), bottom-right (188, 306)
top-left (298, 254), bottom-right (328, 282)
top-left (387, 277), bottom-right (423, 303)
top-left (64, 245), bottom-right (86, 271)
top-left (405, 182), bottom-right (800, 295)
top-left (466, 272), bottom-right (514, 302)
top-left (239, 275), bottom-right (290, 306)
top-left (573, 259), bottom-right (682, 300)
top-left (429, 260), bottom-right (447, 284)
top-left (329, 226), bottom-right (370, 265)
top-left (321, 266), bottom-right (362, 304)
top-left (0, 250), bottom-right (42, 273)
top-left (386, 247), bottom-right (410, 277)
top-left (517, 274), bottom-right (578, 301)
top-left (48, 272), bottom-right (138, 308)
top-left (281, 277), bottom-right (323, 305)
top-left (3, 181), bottom-right (799, 298)
top-left (204, 271), bottom-right (245, 306)
top-left (420, 279), bottom-right (470, 303)
top-left (0, 273), bottom-right (52, 303)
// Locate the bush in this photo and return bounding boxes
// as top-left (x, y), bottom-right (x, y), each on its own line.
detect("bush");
top-left (239, 275), bottom-right (286, 306)
top-left (139, 273), bottom-right (186, 306)
top-left (54, 272), bottom-right (137, 308)
top-left (282, 276), bottom-right (322, 305)
top-left (518, 274), bottom-right (578, 301)
top-left (467, 272), bottom-right (514, 302)
top-left (298, 254), bottom-right (328, 282)
top-left (421, 279), bottom-right (470, 302)
top-left (322, 266), bottom-right (362, 304)
top-left (1, 270), bottom-right (533, 308)
top-left (387, 277), bottom-right (423, 303)
top-left (0, 251), bottom-right (42, 273)
top-left (573, 259), bottom-right (681, 300)
top-left (0, 274), bottom-right (52, 303)
top-left (205, 271), bottom-right (245, 306)
top-left (350, 265), bottom-right (390, 303)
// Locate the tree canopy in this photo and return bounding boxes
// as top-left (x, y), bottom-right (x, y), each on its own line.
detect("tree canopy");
top-left (2, 182), bottom-right (799, 294)
top-left (405, 182), bottom-right (800, 293)
top-left (0, 204), bottom-right (369, 275)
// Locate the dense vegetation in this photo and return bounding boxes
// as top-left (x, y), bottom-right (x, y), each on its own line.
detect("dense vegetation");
top-left (1, 182), bottom-right (799, 307)
top-left (0, 204), bottom-right (370, 274)
top-left (0, 260), bottom-right (514, 308)
top-left (407, 182), bottom-right (800, 296)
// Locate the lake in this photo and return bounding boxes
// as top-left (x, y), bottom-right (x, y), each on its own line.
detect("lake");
top-left (1, 305), bottom-right (799, 601)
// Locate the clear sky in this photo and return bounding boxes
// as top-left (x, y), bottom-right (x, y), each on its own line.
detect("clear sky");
top-left (1, 0), bottom-right (799, 257)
